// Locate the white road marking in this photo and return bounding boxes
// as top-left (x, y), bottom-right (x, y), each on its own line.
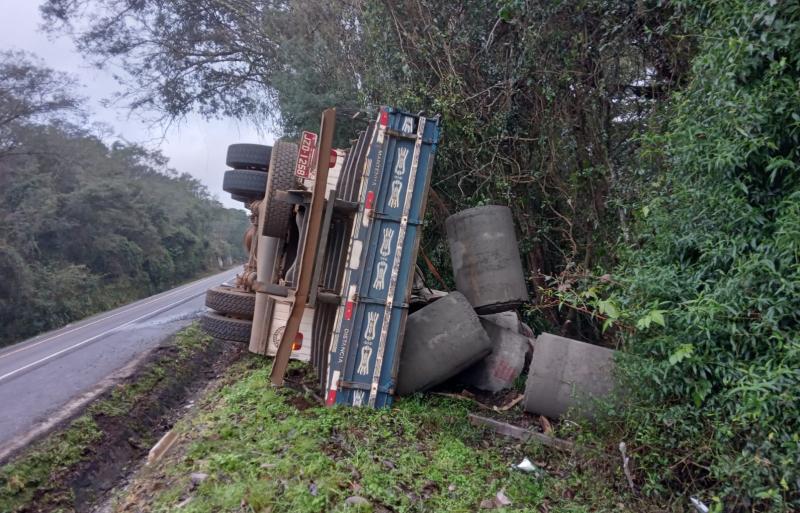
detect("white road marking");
top-left (0, 289), bottom-right (210, 384)
top-left (0, 272), bottom-right (232, 361)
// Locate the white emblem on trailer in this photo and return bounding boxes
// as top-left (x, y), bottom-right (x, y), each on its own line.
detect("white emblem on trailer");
top-left (372, 261), bottom-right (388, 291)
top-left (394, 147), bottom-right (409, 176)
top-left (388, 179), bottom-right (403, 209)
top-left (352, 390), bottom-right (366, 406)
top-left (379, 227), bottom-right (395, 257)
top-left (401, 116), bottom-right (414, 133)
top-left (357, 345), bottom-right (373, 375)
top-left (364, 311), bottom-right (380, 341)
top-left (348, 240), bottom-right (363, 269)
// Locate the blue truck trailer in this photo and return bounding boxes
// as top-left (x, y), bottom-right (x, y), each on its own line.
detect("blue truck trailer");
top-left (325, 108), bottom-right (441, 408)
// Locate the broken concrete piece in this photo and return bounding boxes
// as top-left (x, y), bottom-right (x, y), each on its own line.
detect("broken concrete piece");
top-left (457, 318), bottom-right (530, 392)
top-left (345, 496), bottom-right (370, 506)
top-left (523, 333), bottom-right (616, 419)
top-left (396, 292), bottom-right (492, 395)
top-left (518, 322), bottom-right (534, 338)
top-left (480, 311), bottom-right (519, 332)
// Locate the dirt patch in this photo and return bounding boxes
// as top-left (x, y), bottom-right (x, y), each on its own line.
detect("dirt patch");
top-left (70, 340), bottom-right (243, 511)
top-left (0, 330), bottom-right (245, 513)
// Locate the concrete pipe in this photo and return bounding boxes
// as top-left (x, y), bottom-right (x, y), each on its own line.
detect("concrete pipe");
top-left (445, 205), bottom-right (529, 314)
top-left (523, 333), bottom-right (616, 419)
top-left (395, 292), bottom-right (492, 396)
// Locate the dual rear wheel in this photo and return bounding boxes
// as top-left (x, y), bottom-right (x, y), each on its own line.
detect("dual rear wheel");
top-left (203, 141), bottom-right (300, 343)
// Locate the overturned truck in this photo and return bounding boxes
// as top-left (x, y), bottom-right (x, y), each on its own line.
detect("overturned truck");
top-left (202, 107), bottom-right (617, 417)
top-left (202, 107), bottom-right (442, 407)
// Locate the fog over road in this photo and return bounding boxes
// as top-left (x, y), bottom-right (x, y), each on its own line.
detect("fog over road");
top-left (0, 268), bottom-right (238, 454)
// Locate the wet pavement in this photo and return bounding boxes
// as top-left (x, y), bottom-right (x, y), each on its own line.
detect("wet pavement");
top-left (0, 269), bottom-right (237, 451)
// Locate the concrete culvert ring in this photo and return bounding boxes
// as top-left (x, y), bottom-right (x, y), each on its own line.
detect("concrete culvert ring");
top-left (226, 143), bottom-right (272, 171)
top-left (200, 312), bottom-right (252, 343)
top-left (223, 169), bottom-right (267, 198)
top-left (204, 286), bottom-right (256, 319)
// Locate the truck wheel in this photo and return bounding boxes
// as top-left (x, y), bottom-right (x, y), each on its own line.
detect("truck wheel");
top-left (223, 169), bottom-right (268, 198)
top-left (200, 312), bottom-right (251, 343)
top-left (263, 141), bottom-right (299, 238)
top-left (205, 286), bottom-right (256, 319)
top-left (226, 144), bottom-right (272, 171)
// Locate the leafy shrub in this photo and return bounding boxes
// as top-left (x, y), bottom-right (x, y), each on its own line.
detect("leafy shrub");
top-left (612, 1), bottom-right (800, 510)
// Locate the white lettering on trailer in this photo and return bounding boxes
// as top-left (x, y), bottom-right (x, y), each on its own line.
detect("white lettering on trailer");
top-left (337, 328), bottom-right (349, 364)
top-left (357, 345), bottom-right (373, 375)
top-left (388, 179), bottom-right (403, 209)
top-left (394, 147), bottom-right (409, 177)
top-left (364, 311), bottom-right (380, 341)
top-left (401, 116), bottom-right (414, 133)
top-left (352, 389), bottom-right (366, 406)
top-left (379, 227), bottom-right (395, 257)
top-left (373, 261), bottom-right (388, 291)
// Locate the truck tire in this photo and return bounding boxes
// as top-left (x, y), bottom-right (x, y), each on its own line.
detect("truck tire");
top-left (204, 286), bottom-right (256, 319)
top-left (223, 169), bottom-right (268, 198)
top-left (263, 141), bottom-right (299, 238)
top-left (226, 143), bottom-right (272, 171)
top-left (200, 312), bottom-right (251, 343)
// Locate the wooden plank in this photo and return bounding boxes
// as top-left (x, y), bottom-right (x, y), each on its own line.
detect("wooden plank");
top-left (467, 413), bottom-right (575, 452)
top-left (147, 429), bottom-right (178, 465)
top-left (270, 108), bottom-right (336, 385)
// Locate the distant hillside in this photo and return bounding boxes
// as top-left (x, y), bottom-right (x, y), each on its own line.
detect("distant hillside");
top-left (0, 121), bottom-right (249, 347)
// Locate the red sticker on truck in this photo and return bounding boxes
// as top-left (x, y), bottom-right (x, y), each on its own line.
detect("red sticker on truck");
top-left (295, 131), bottom-right (318, 178)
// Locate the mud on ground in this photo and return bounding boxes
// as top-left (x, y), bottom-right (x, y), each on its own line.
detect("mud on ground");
top-left (0, 327), bottom-right (244, 513)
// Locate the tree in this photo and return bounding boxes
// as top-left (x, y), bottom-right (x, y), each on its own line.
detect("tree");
top-left (41, 0), bottom-right (364, 133)
top-left (607, 1), bottom-right (800, 509)
top-left (0, 51), bottom-right (83, 154)
top-left (0, 56), bottom-right (250, 346)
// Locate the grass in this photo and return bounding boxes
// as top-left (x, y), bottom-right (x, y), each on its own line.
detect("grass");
top-left (0, 325), bottom-right (214, 513)
top-left (116, 358), bottom-right (654, 513)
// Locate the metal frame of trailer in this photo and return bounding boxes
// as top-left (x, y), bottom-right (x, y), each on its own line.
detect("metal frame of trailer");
top-left (325, 108), bottom-right (441, 408)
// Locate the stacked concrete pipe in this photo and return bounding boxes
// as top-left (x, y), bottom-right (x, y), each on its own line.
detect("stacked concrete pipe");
top-left (445, 205), bottom-right (529, 314)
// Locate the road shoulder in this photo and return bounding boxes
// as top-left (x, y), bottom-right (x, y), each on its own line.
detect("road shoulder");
top-left (0, 325), bottom-right (243, 513)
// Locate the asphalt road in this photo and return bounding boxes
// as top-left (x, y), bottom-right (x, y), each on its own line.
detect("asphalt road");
top-left (0, 268), bottom-right (239, 452)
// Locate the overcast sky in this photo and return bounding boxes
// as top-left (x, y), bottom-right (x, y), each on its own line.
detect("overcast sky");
top-left (0, 1), bottom-right (275, 210)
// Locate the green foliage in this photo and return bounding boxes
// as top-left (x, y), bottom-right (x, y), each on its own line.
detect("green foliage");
top-left (359, 0), bottom-right (688, 339)
top-left (0, 120), bottom-right (249, 347)
top-left (608, 1), bottom-right (800, 509)
top-left (122, 360), bottom-right (656, 513)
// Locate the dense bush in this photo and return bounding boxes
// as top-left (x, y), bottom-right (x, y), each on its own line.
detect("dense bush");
top-left (609, 1), bottom-right (800, 510)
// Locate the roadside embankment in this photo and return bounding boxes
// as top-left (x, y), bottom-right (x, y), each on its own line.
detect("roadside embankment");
top-left (109, 359), bottom-right (664, 513)
top-left (0, 326), bottom-right (243, 513)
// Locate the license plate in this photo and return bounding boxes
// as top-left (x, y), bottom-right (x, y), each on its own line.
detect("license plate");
top-left (295, 131), bottom-right (318, 179)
